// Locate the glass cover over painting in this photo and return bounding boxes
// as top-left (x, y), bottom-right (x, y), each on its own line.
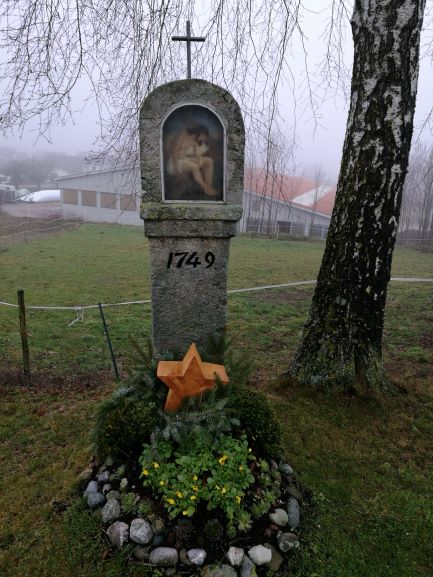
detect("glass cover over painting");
top-left (162, 105), bottom-right (224, 201)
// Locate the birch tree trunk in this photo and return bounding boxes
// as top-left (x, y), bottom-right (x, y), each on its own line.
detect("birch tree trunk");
top-left (285, 0), bottom-right (426, 392)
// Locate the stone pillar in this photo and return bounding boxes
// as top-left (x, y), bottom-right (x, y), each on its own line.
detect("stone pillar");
top-left (139, 79), bottom-right (244, 358)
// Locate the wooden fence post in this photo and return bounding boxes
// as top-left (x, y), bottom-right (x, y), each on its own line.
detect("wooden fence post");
top-left (17, 289), bottom-right (30, 383)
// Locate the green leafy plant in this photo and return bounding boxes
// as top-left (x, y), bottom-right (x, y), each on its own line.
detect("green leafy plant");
top-left (120, 492), bottom-right (140, 515)
top-left (139, 435), bottom-right (255, 522)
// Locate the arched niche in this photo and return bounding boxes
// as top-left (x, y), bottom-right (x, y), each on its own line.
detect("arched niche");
top-left (161, 104), bottom-right (225, 202)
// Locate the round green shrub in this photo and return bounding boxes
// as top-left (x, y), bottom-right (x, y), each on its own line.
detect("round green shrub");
top-left (93, 395), bottom-right (158, 462)
top-left (229, 387), bottom-right (283, 459)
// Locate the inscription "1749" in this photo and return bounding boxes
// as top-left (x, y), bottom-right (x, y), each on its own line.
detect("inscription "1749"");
top-left (167, 251), bottom-right (216, 269)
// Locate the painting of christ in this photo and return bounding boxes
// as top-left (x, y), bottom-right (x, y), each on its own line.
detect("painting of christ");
top-left (162, 105), bottom-right (225, 202)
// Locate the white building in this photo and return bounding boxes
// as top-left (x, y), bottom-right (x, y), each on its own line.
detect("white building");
top-left (58, 167), bottom-right (335, 237)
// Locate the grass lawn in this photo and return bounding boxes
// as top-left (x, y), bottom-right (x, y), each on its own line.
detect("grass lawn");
top-left (0, 223), bottom-right (432, 577)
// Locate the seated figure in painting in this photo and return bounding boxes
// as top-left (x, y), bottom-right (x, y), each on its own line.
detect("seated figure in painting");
top-left (166, 125), bottom-right (217, 197)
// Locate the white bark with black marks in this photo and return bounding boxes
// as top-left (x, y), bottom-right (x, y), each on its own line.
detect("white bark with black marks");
top-left (287, 0), bottom-right (427, 392)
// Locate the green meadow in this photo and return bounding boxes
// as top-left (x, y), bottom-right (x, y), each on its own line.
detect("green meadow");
top-left (1, 223), bottom-right (432, 576)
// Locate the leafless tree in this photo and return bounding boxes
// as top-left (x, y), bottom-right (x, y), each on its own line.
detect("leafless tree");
top-left (0, 0), bottom-right (307, 169)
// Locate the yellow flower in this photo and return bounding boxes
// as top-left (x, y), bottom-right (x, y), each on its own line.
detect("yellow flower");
top-left (142, 469), bottom-right (149, 476)
top-left (182, 510), bottom-right (189, 516)
top-left (192, 474), bottom-right (198, 481)
top-left (159, 480), bottom-right (165, 486)
top-left (218, 455), bottom-right (228, 465)
top-left (176, 491), bottom-right (183, 498)
top-left (190, 495), bottom-right (197, 500)
top-left (239, 465), bottom-right (244, 471)
top-left (221, 487), bottom-right (227, 494)
top-left (192, 485), bottom-right (198, 491)
top-left (152, 462), bottom-right (160, 469)
top-left (235, 495), bottom-right (241, 504)
top-left (248, 448), bottom-right (252, 453)
top-left (167, 498), bottom-right (176, 505)
top-left (215, 484), bottom-right (221, 491)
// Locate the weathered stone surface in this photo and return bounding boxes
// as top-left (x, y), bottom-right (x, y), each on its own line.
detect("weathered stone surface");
top-left (263, 544), bottom-right (284, 572)
top-left (269, 508), bottom-right (288, 527)
top-left (139, 78), bottom-right (245, 359)
top-left (287, 497), bottom-right (300, 529)
top-left (140, 79), bottom-right (245, 205)
top-left (147, 236), bottom-right (231, 358)
top-left (107, 521), bottom-right (129, 548)
top-left (102, 483), bottom-right (112, 494)
top-left (97, 470), bottom-right (110, 483)
top-left (226, 546), bottom-right (244, 566)
top-left (286, 485), bottom-right (303, 503)
top-left (87, 492), bottom-right (105, 509)
top-left (200, 564), bottom-right (238, 577)
top-left (78, 468), bottom-right (93, 482)
top-left (279, 463), bottom-right (294, 476)
top-left (101, 499), bottom-right (121, 524)
top-left (240, 556), bottom-right (257, 577)
top-left (130, 518), bottom-right (153, 545)
top-left (187, 548), bottom-right (207, 565)
top-left (149, 547), bottom-right (179, 567)
top-left (106, 490), bottom-right (121, 501)
top-left (248, 545), bottom-right (272, 566)
top-left (84, 480), bottom-right (98, 496)
top-left (276, 532), bottom-right (300, 553)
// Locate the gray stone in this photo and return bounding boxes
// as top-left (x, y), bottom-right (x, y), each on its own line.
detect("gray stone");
top-left (226, 546), bottom-right (244, 567)
top-left (130, 518), bottom-right (153, 545)
top-left (248, 545), bottom-right (272, 566)
top-left (87, 492), bottom-right (105, 509)
top-left (263, 544), bottom-right (284, 572)
top-left (107, 521), bottom-right (129, 548)
top-left (149, 547), bottom-right (179, 567)
top-left (102, 483), bottom-right (112, 494)
top-left (287, 497), bottom-right (300, 529)
top-left (240, 556), bottom-right (257, 577)
top-left (133, 545), bottom-right (151, 561)
top-left (279, 463), bottom-right (294, 476)
top-left (106, 490), bottom-right (121, 501)
top-left (269, 508), bottom-right (288, 527)
top-left (97, 470), bottom-right (110, 483)
top-left (101, 499), bottom-right (121, 524)
top-left (165, 568), bottom-right (177, 577)
top-left (78, 468), bottom-right (93, 482)
top-left (139, 79), bottom-right (245, 359)
top-left (286, 485), bottom-right (303, 503)
top-left (187, 548), bottom-right (207, 566)
top-left (276, 532), bottom-right (300, 553)
top-left (200, 564), bottom-right (238, 577)
top-left (84, 480), bottom-right (98, 496)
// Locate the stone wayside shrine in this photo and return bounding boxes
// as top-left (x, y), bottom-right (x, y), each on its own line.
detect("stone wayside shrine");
top-left (139, 78), bottom-right (245, 358)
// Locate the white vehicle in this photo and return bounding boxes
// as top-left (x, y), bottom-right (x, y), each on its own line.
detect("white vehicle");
top-left (19, 189), bottom-right (61, 203)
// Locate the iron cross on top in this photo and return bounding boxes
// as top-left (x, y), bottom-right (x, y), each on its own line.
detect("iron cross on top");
top-left (172, 20), bottom-right (206, 79)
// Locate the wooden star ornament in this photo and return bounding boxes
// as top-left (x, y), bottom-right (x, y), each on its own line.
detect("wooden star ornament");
top-left (157, 342), bottom-right (229, 411)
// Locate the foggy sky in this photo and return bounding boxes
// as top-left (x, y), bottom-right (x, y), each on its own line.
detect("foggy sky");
top-left (3, 1), bottom-right (432, 183)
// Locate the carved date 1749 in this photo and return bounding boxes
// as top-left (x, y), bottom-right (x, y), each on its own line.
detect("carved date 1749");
top-left (167, 251), bottom-right (215, 269)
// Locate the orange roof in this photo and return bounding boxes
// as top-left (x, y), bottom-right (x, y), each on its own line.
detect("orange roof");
top-left (244, 168), bottom-right (336, 216)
